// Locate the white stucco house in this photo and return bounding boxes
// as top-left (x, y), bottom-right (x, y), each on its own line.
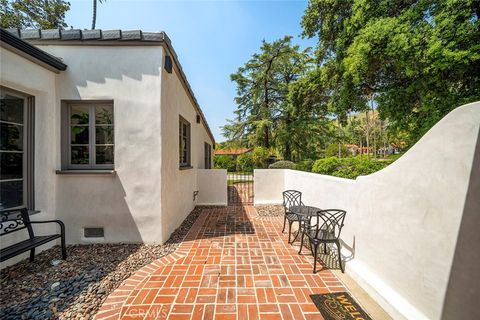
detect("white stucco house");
top-left (0, 28), bottom-right (227, 266)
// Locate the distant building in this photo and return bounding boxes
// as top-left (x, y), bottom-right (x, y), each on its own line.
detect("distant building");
top-left (215, 148), bottom-right (253, 159)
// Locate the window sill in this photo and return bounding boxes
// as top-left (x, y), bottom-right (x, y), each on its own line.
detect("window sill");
top-left (55, 170), bottom-right (116, 175)
top-left (179, 166), bottom-right (193, 171)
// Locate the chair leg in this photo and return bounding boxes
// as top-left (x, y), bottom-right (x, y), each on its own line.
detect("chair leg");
top-left (29, 248), bottom-right (35, 262)
top-left (287, 220), bottom-right (293, 243)
top-left (282, 215), bottom-right (287, 233)
top-left (312, 244), bottom-right (319, 273)
top-left (298, 231), bottom-right (305, 254)
top-left (61, 235), bottom-right (67, 260)
top-left (335, 241), bottom-right (344, 273)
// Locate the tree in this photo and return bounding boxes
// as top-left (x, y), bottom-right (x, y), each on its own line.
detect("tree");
top-left (224, 36), bottom-right (312, 160)
top-left (301, 0), bottom-right (480, 144)
top-left (91, 0), bottom-right (105, 30)
top-left (1, 0), bottom-right (70, 29)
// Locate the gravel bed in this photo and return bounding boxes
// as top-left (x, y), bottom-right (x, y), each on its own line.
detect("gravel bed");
top-left (255, 205), bottom-right (284, 217)
top-left (0, 207), bottom-right (203, 320)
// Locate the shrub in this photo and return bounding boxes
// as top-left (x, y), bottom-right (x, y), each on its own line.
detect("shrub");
top-left (325, 143), bottom-right (350, 157)
top-left (312, 156), bottom-right (387, 179)
top-left (214, 155), bottom-right (236, 172)
top-left (295, 159), bottom-right (314, 172)
top-left (236, 153), bottom-right (255, 172)
top-left (268, 160), bottom-right (296, 169)
top-left (252, 147), bottom-right (270, 169)
top-left (312, 157), bottom-right (342, 175)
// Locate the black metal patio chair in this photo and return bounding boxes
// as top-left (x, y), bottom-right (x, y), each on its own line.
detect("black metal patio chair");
top-left (298, 209), bottom-right (347, 273)
top-left (282, 190), bottom-right (307, 243)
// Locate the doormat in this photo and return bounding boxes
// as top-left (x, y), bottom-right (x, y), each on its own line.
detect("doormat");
top-left (310, 292), bottom-right (372, 320)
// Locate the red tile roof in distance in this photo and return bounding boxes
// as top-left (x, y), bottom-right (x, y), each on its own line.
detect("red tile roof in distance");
top-left (215, 148), bottom-right (253, 156)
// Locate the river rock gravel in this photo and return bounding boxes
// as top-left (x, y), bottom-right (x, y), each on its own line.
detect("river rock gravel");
top-left (0, 207), bottom-right (202, 320)
top-left (255, 204), bottom-right (284, 217)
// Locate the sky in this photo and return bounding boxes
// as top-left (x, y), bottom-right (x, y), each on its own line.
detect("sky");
top-left (65, 0), bottom-right (316, 142)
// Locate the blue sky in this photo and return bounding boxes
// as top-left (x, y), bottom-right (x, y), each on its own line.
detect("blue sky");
top-left (65, 0), bottom-right (316, 142)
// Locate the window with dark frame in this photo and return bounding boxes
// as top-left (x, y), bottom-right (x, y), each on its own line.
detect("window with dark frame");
top-left (204, 142), bottom-right (212, 169)
top-left (62, 101), bottom-right (114, 170)
top-left (0, 87), bottom-right (34, 211)
top-left (179, 116), bottom-right (191, 167)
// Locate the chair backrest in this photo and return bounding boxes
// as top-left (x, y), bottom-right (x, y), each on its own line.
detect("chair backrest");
top-left (313, 209), bottom-right (346, 240)
top-left (0, 208), bottom-right (33, 237)
top-left (282, 190), bottom-right (302, 213)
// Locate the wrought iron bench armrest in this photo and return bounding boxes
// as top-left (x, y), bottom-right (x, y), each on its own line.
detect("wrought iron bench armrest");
top-left (29, 220), bottom-right (66, 234)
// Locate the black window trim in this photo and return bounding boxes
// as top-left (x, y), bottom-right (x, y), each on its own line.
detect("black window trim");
top-left (204, 142), bottom-right (212, 169)
top-left (179, 115), bottom-right (191, 168)
top-left (61, 100), bottom-right (114, 170)
top-left (0, 86), bottom-right (35, 211)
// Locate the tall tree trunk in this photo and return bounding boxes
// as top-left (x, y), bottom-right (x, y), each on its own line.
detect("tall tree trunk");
top-left (337, 119), bottom-right (342, 158)
top-left (92, 0), bottom-right (97, 29)
top-left (284, 113), bottom-right (292, 160)
top-left (365, 110), bottom-right (370, 159)
top-left (371, 98), bottom-right (377, 159)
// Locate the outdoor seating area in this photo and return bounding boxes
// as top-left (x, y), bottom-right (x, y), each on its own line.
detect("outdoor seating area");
top-left (282, 190), bottom-right (347, 274)
top-left (0, 208), bottom-right (67, 263)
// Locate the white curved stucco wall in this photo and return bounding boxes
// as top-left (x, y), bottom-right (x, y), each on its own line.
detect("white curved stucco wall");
top-left (254, 102), bottom-right (480, 319)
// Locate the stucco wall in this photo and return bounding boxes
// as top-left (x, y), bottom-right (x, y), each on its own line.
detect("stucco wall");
top-left (37, 45), bottom-right (164, 244)
top-left (197, 169), bottom-right (227, 206)
top-left (160, 50), bottom-right (215, 242)
top-left (0, 48), bottom-right (58, 267)
top-left (254, 102), bottom-right (480, 320)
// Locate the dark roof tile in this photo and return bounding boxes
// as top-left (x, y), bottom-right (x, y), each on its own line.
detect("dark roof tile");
top-left (82, 29), bottom-right (102, 40)
top-left (5, 28), bottom-right (19, 37)
top-left (60, 29), bottom-right (82, 40)
top-left (101, 29), bottom-right (122, 40)
top-left (120, 30), bottom-right (142, 40)
top-left (41, 29), bottom-right (61, 40)
top-left (20, 29), bottom-right (40, 39)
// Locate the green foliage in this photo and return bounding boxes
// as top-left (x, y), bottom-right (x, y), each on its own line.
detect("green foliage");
top-left (214, 155), bottom-right (236, 172)
top-left (325, 144), bottom-right (349, 158)
top-left (1, 0), bottom-right (71, 29)
top-left (312, 156), bottom-right (388, 179)
top-left (295, 159), bottom-right (315, 172)
top-left (301, 0), bottom-right (480, 143)
top-left (236, 153), bottom-right (255, 172)
top-left (268, 160), bottom-right (296, 169)
top-left (224, 36), bottom-right (314, 160)
top-left (251, 147), bottom-right (270, 169)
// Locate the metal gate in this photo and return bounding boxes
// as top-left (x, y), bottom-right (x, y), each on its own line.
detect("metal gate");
top-left (227, 172), bottom-right (254, 205)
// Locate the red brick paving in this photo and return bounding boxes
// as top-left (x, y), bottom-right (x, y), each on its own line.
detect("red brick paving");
top-left (95, 206), bottom-right (347, 320)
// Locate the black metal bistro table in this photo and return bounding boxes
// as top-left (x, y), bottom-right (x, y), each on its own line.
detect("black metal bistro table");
top-left (289, 205), bottom-right (322, 243)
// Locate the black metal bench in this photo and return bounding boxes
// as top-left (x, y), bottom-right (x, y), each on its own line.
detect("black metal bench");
top-left (0, 208), bottom-right (66, 262)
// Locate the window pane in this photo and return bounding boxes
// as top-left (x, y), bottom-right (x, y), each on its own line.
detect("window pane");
top-left (71, 126), bottom-right (89, 144)
top-left (0, 180), bottom-right (23, 210)
top-left (96, 126), bottom-right (114, 144)
top-left (71, 146), bottom-right (89, 164)
top-left (0, 123), bottom-right (23, 151)
top-left (0, 152), bottom-right (23, 180)
top-left (0, 94), bottom-right (24, 124)
top-left (95, 105), bottom-right (113, 124)
top-left (96, 146), bottom-right (114, 164)
top-left (70, 105), bottom-right (89, 124)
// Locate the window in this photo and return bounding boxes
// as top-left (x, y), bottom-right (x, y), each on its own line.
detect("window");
top-left (0, 87), bottom-right (34, 211)
top-left (204, 142), bottom-right (212, 169)
top-left (62, 101), bottom-right (114, 169)
top-left (179, 116), bottom-right (191, 167)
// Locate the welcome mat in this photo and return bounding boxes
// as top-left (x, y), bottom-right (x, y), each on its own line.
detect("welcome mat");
top-left (310, 292), bottom-right (372, 320)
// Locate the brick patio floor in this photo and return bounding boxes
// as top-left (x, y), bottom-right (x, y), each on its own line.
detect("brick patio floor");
top-left (95, 206), bottom-right (347, 320)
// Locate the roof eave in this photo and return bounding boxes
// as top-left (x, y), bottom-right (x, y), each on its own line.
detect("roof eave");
top-left (0, 29), bottom-right (67, 72)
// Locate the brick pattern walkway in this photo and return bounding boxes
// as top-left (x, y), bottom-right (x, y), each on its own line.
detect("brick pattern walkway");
top-left (95, 206), bottom-right (347, 320)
